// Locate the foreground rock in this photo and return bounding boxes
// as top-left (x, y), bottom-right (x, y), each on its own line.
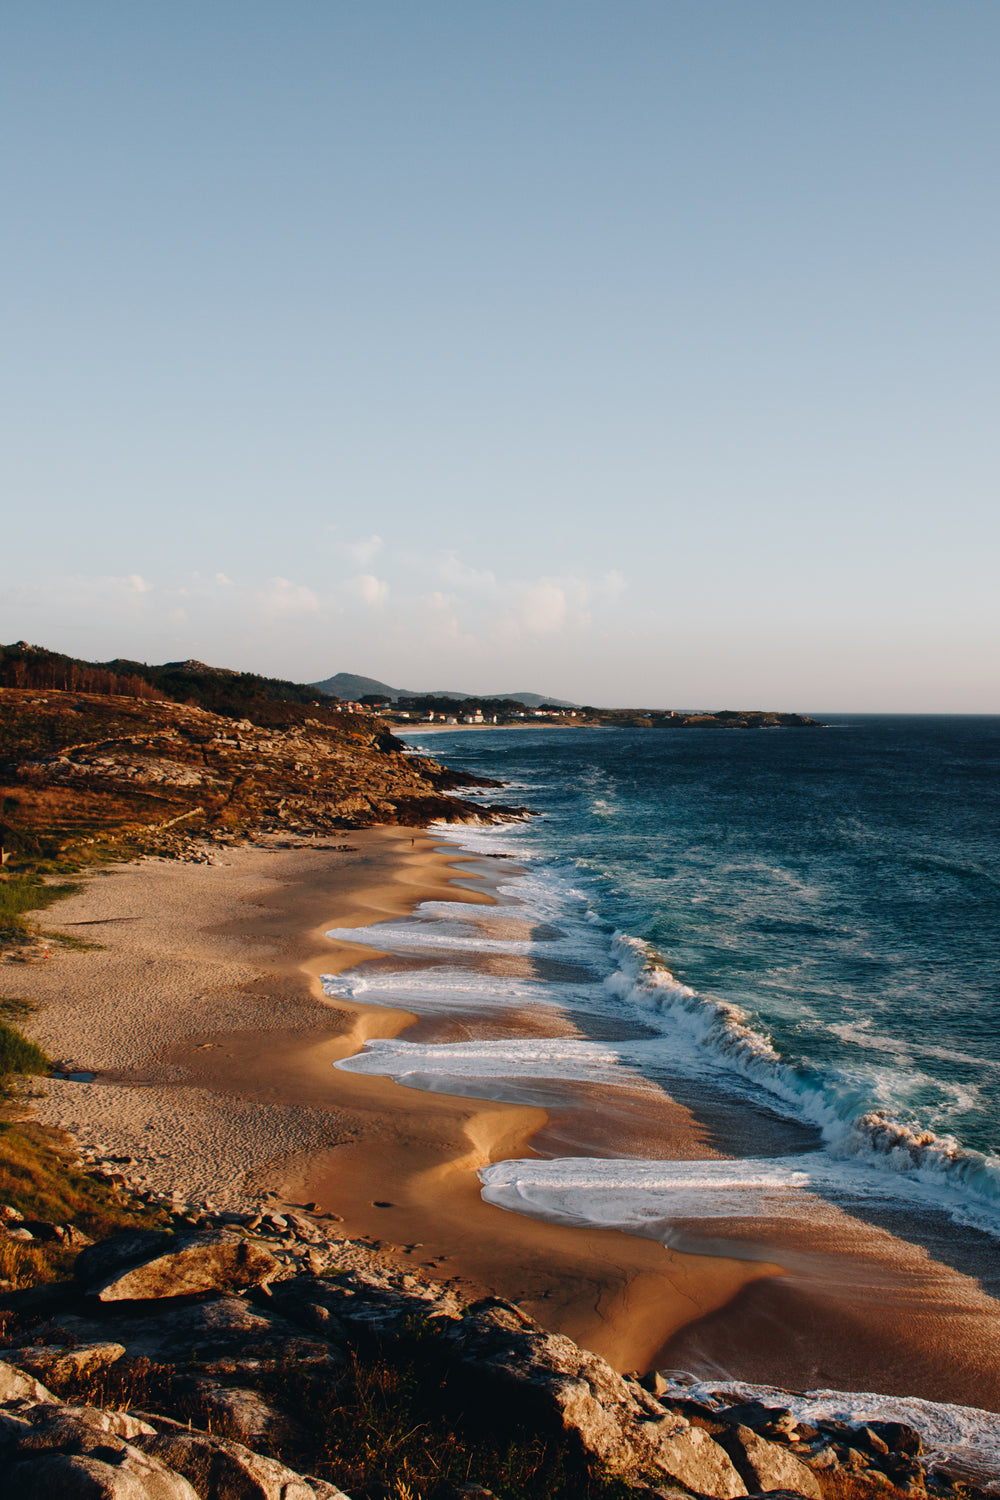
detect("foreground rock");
top-left (0, 1399), bottom-right (346, 1499)
top-left (74, 1228), bottom-right (280, 1302)
top-left (0, 1219), bottom-right (991, 1499)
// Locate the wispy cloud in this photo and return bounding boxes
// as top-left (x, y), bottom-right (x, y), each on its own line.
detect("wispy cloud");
top-left (258, 577), bottom-right (322, 616)
top-left (350, 573), bottom-right (389, 608)
top-left (344, 534), bottom-right (384, 568)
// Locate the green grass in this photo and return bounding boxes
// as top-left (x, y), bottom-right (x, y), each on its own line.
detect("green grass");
top-left (0, 1020), bottom-right (48, 1095)
top-left (0, 1118), bottom-right (170, 1288)
top-left (0, 874), bottom-right (80, 944)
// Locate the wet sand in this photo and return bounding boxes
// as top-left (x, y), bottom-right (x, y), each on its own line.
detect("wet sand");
top-left (16, 827), bottom-right (1000, 1399)
top-left (17, 828), bottom-right (773, 1374)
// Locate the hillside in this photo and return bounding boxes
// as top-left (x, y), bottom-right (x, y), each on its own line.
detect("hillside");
top-left (311, 671), bottom-right (579, 710)
top-left (0, 640), bottom-right (338, 720)
top-left (0, 685), bottom-right (514, 877)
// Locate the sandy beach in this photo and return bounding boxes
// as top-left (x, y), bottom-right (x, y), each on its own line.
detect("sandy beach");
top-left (11, 827), bottom-right (1000, 1401)
top-left (12, 829), bottom-right (770, 1374)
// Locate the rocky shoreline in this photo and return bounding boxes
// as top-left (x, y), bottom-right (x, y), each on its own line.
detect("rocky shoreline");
top-left (2, 1175), bottom-right (995, 1500)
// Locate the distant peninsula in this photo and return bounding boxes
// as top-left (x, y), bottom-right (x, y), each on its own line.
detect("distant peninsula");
top-left (312, 669), bottom-right (823, 730)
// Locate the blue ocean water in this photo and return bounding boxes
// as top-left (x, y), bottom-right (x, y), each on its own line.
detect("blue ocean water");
top-left (363, 717), bottom-right (1000, 1229)
top-left (323, 717), bottom-right (1000, 1247)
top-left (322, 719), bottom-right (1000, 1450)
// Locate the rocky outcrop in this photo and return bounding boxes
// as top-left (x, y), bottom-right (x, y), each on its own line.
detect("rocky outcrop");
top-left (74, 1228), bottom-right (280, 1302)
top-left (0, 1215), bottom-right (989, 1499)
top-left (6, 1341), bottom-right (126, 1384)
top-left (716, 1422), bottom-right (821, 1497)
top-left (0, 1399), bottom-right (341, 1500)
top-left (0, 687), bottom-right (523, 874)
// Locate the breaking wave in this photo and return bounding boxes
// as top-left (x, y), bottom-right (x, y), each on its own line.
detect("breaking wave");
top-left (605, 932), bottom-right (1000, 1234)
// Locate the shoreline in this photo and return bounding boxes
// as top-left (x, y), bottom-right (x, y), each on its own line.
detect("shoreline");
top-left (12, 822), bottom-right (1000, 1404)
top-left (14, 826), bottom-right (775, 1375)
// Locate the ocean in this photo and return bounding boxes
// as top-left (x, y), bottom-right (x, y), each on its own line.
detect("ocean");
top-left (325, 716), bottom-right (1000, 1241)
top-left (319, 715), bottom-right (1000, 1464)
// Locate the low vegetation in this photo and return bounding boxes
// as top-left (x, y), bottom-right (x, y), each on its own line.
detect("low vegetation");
top-left (0, 1001), bottom-right (48, 1098)
top-left (0, 1117), bottom-right (170, 1288)
top-left (0, 639), bottom-right (340, 718)
top-left (19, 1349), bottom-right (638, 1500)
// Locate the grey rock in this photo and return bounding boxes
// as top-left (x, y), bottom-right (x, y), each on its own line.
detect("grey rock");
top-left (1, 1449), bottom-right (200, 1499)
top-left (196, 1384), bottom-right (304, 1443)
top-left (302, 1479), bottom-right (353, 1500)
top-left (4, 1342), bottom-right (126, 1384)
top-left (13, 1403), bottom-right (157, 1451)
top-left (136, 1429), bottom-right (319, 1500)
top-left (435, 1300), bottom-right (746, 1494)
top-left (805, 1444), bottom-right (839, 1471)
top-left (49, 1293), bottom-right (343, 1374)
top-left (76, 1229), bottom-right (280, 1301)
top-left (641, 1418), bottom-right (750, 1497)
top-left (718, 1424), bottom-right (821, 1498)
top-left (0, 1357), bottom-right (57, 1404)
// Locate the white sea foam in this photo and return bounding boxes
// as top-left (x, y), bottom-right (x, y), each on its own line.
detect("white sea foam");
top-left (480, 1154), bottom-right (815, 1227)
top-left (337, 1036), bottom-right (660, 1089)
top-left (321, 964), bottom-right (604, 1017)
top-left (662, 1378), bottom-right (1000, 1484)
top-left (477, 1149), bottom-right (1000, 1237)
top-left (601, 933), bottom-right (1000, 1233)
top-left (325, 819), bottom-right (1000, 1237)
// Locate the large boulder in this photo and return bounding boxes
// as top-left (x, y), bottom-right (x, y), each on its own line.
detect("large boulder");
top-left (74, 1230), bottom-right (280, 1302)
top-left (136, 1429), bottom-right (324, 1500)
top-left (4, 1342), bottom-right (126, 1384)
top-left (0, 1358), bottom-right (56, 1404)
top-left (45, 1293), bottom-right (344, 1375)
top-left (433, 1299), bottom-right (746, 1494)
top-left (0, 1404), bottom-right (198, 1499)
top-left (0, 1399), bottom-right (349, 1500)
top-left (0, 1450), bottom-right (200, 1499)
top-left (194, 1383), bottom-right (304, 1444)
top-left (716, 1423), bottom-right (821, 1498)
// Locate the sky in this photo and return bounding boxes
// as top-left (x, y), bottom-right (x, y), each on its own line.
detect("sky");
top-left (2, 3), bottom-right (998, 711)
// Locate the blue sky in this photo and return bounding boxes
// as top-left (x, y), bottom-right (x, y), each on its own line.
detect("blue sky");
top-left (2, 2), bottom-right (997, 709)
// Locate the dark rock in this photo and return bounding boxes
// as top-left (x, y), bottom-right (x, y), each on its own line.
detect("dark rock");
top-left (0, 1279), bottom-right (79, 1320)
top-left (195, 1384), bottom-right (305, 1444)
top-left (19, 1219), bottom-right (65, 1243)
top-left (858, 1425), bottom-right (891, 1457)
top-left (3, 1342), bottom-right (126, 1384)
top-left (135, 1429), bottom-right (320, 1499)
top-left (743, 1492), bottom-right (823, 1499)
top-left (0, 1449), bottom-right (200, 1499)
top-left (869, 1420), bottom-right (923, 1457)
top-left (716, 1423), bottom-right (821, 1498)
top-left (74, 1231), bottom-right (175, 1285)
top-left (75, 1230), bottom-right (280, 1301)
top-left (49, 1293), bottom-right (344, 1375)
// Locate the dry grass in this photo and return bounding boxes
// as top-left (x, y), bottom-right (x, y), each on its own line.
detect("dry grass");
top-left (38, 1346), bottom-right (644, 1500)
top-left (0, 1118), bottom-right (169, 1286)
